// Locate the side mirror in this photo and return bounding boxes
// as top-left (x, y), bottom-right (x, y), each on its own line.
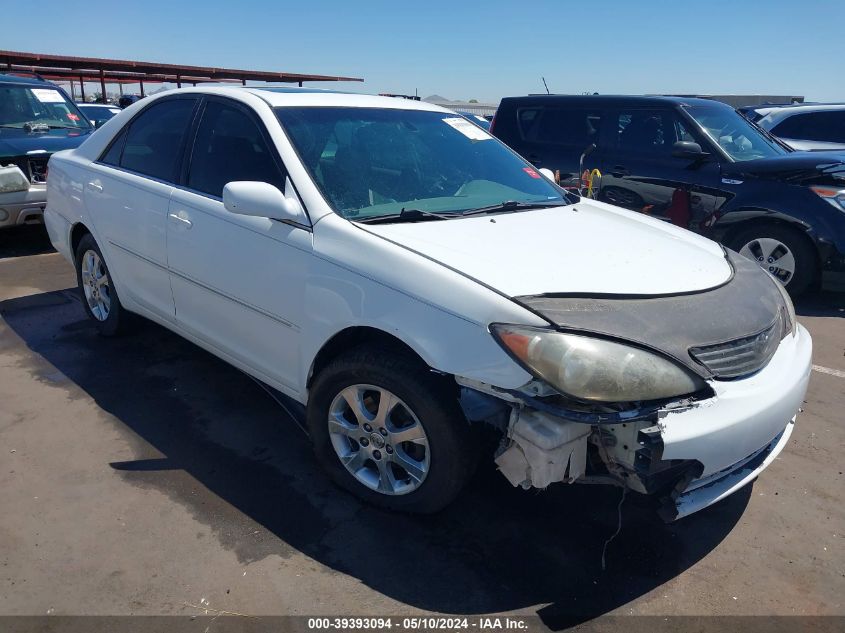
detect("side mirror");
top-left (223, 181), bottom-right (308, 225)
top-left (672, 141), bottom-right (709, 160)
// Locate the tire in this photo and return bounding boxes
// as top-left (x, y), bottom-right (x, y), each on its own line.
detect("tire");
top-left (74, 233), bottom-right (130, 336)
top-left (307, 345), bottom-right (476, 514)
top-left (728, 223), bottom-right (816, 298)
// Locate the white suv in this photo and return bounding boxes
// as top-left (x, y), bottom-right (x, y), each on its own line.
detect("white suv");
top-left (44, 87), bottom-right (812, 520)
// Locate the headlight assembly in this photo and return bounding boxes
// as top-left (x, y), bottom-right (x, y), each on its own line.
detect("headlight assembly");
top-left (0, 165), bottom-right (30, 194)
top-left (491, 324), bottom-right (706, 403)
top-left (771, 275), bottom-right (797, 337)
top-left (811, 185), bottom-right (845, 213)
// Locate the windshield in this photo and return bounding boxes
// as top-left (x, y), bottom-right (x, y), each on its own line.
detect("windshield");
top-left (275, 107), bottom-right (566, 220)
top-left (78, 104), bottom-right (121, 126)
top-left (0, 84), bottom-right (91, 130)
top-left (684, 105), bottom-right (786, 161)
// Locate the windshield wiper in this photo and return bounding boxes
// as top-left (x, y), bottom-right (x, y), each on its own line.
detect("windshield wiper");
top-left (460, 200), bottom-right (566, 216)
top-left (355, 208), bottom-right (455, 225)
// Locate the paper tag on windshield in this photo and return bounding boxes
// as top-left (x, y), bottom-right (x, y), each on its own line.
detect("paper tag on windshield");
top-left (31, 89), bottom-right (65, 103)
top-left (443, 117), bottom-right (492, 141)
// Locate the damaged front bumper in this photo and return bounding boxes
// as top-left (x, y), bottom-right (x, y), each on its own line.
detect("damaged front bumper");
top-left (461, 323), bottom-right (812, 522)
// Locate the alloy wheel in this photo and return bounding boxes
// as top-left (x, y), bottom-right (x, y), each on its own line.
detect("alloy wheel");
top-left (327, 384), bottom-right (430, 495)
top-left (739, 238), bottom-right (796, 286)
top-left (80, 249), bottom-right (111, 321)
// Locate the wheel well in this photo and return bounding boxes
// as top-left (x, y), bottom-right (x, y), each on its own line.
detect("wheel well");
top-left (721, 217), bottom-right (820, 268)
top-left (307, 327), bottom-right (433, 388)
top-left (70, 223), bottom-right (91, 257)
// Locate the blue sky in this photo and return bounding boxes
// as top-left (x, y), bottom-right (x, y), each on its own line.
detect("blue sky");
top-left (4, 0), bottom-right (843, 102)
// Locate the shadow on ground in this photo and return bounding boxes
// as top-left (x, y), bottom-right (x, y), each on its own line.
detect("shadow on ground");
top-left (795, 290), bottom-right (845, 318)
top-left (1, 288), bottom-right (754, 629)
top-left (0, 225), bottom-right (54, 260)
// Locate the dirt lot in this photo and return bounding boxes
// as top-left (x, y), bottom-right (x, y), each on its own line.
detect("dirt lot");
top-left (1, 225), bottom-right (843, 630)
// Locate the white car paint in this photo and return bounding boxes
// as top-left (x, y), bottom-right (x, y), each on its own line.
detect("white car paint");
top-left (44, 86), bottom-right (812, 520)
top-left (364, 200), bottom-right (730, 297)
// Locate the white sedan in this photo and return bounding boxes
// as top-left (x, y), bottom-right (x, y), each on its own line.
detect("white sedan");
top-left (44, 87), bottom-right (812, 520)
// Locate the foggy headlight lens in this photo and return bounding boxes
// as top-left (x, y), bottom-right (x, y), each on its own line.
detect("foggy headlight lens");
top-left (772, 276), bottom-right (797, 337)
top-left (491, 325), bottom-right (705, 402)
top-left (0, 165), bottom-right (30, 194)
top-left (811, 185), bottom-right (845, 212)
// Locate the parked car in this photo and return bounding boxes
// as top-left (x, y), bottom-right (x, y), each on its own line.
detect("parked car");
top-left (0, 73), bottom-right (94, 229)
top-left (118, 94), bottom-right (143, 109)
top-left (492, 95), bottom-right (845, 295)
top-left (76, 102), bottom-right (122, 128)
top-left (45, 87), bottom-right (811, 521)
top-left (741, 103), bottom-right (845, 152)
top-left (456, 110), bottom-right (491, 130)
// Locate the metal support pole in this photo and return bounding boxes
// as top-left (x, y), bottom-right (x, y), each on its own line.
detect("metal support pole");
top-left (99, 69), bottom-right (106, 103)
top-left (242, 79), bottom-right (247, 86)
top-left (80, 76), bottom-right (85, 101)
top-left (176, 74), bottom-right (182, 88)
top-left (69, 81), bottom-right (75, 100)
top-left (298, 81), bottom-right (303, 87)
top-left (139, 80), bottom-right (145, 97)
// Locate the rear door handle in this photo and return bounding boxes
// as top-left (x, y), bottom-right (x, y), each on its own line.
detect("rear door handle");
top-left (86, 181), bottom-right (103, 193)
top-left (168, 212), bottom-right (193, 229)
top-left (611, 165), bottom-right (630, 178)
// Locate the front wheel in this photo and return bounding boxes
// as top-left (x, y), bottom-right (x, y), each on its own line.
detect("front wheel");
top-left (307, 346), bottom-right (476, 513)
top-left (728, 224), bottom-right (816, 298)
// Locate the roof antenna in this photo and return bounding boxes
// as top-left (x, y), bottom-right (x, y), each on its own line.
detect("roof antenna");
top-left (542, 77), bottom-right (550, 94)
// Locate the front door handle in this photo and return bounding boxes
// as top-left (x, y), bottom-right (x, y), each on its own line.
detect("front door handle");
top-left (168, 212), bottom-right (193, 229)
top-left (611, 165), bottom-right (630, 178)
top-left (86, 181), bottom-right (103, 193)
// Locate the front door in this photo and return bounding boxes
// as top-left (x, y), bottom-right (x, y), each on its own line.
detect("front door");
top-left (166, 97), bottom-right (310, 394)
top-left (598, 108), bottom-right (722, 230)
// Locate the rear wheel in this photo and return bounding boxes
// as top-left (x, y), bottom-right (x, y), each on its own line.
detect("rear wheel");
top-left (728, 224), bottom-right (816, 297)
top-left (307, 346), bottom-right (475, 513)
top-left (74, 234), bottom-right (130, 336)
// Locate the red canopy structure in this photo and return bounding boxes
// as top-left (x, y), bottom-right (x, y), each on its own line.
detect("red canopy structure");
top-left (0, 49), bottom-right (363, 101)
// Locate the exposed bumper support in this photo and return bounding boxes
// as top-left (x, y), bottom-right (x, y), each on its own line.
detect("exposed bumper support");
top-left (663, 418), bottom-right (794, 521)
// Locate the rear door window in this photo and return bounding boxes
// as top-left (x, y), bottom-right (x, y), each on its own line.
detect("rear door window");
top-left (517, 107), bottom-right (602, 147)
top-left (187, 100), bottom-right (286, 198)
top-left (772, 111), bottom-right (845, 143)
top-left (119, 98), bottom-right (197, 182)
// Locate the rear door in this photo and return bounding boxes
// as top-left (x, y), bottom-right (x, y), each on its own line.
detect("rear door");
top-left (509, 105), bottom-right (604, 187)
top-left (84, 96), bottom-right (199, 319)
top-left (166, 96), bottom-right (311, 393)
top-left (598, 107), bottom-right (721, 229)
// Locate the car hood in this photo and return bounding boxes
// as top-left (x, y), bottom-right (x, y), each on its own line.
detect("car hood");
top-left (722, 152), bottom-right (845, 185)
top-left (782, 138), bottom-right (845, 153)
top-left (0, 127), bottom-right (93, 160)
top-left (361, 201), bottom-right (732, 297)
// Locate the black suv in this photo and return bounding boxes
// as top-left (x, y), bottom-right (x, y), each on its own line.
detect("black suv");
top-left (492, 95), bottom-right (845, 296)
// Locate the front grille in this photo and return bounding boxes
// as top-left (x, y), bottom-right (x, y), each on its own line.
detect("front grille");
top-left (689, 316), bottom-right (782, 379)
top-left (27, 157), bottom-right (49, 184)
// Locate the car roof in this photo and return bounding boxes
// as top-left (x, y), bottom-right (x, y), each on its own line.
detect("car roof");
top-left (0, 72), bottom-right (57, 88)
top-left (150, 86), bottom-right (450, 112)
top-left (498, 94), bottom-right (726, 108)
top-left (754, 103), bottom-right (845, 113)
